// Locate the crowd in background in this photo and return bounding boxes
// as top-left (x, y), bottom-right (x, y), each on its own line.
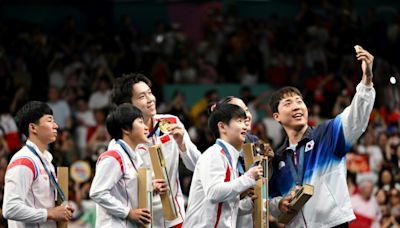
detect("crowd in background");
top-left (1, 0), bottom-right (400, 227)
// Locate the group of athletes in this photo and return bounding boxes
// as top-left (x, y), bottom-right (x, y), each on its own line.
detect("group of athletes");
top-left (2, 46), bottom-right (375, 228)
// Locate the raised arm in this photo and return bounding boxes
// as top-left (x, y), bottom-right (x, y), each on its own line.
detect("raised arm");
top-left (341, 46), bottom-right (376, 147)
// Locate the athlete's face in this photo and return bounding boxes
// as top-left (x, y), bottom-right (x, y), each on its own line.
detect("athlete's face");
top-left (32, 115), bottom-right (59, 144)
top-left (273, 93), bottom-right (308, 131)
top-left (229, 98), bottom-right (252, 131)
top-left (131, 82), bottom-right (157, 119)
top-left (128, 117), bottom-right (149, 145)
top-left (219, 116), bottom-right (248, 151)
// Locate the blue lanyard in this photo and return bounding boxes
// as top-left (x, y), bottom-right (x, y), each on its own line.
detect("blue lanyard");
top-left (286, 145), bottom-right (305, 185)
top-left (216, 140), bottom-right (244, 175)
top-left (26, 145), bottom-right (66, 202)
top-left (117, 140), bottom-right (137, 171)
top-left (147, 121), bottom-right (160, 138)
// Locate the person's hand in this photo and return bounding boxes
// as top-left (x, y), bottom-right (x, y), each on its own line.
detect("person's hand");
top-left (355, 46), bottom-right (374, 85)
top-left (153, 179), bottom-right (168, 195)
top-left (289, 185), bottom-right (303, 199)
top-left (278, 196), bottom-right (293, 214)
top-left (246, 165), bottom-right (263, 180)
top-left (240, 187), bottom-right (257, 200)
top-left (168, 123), bottom-right (186, 151)
top-left (127, 208), bottom-right (151, 225)
top-left (47, 205), bottom-right (74, 221)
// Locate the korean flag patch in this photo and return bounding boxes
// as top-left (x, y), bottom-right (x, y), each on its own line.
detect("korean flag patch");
top-left (305, 140), bottom-right (314, 152)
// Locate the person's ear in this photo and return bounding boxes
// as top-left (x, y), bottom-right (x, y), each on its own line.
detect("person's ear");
top-left (29, 123), bottom-right (37, 134)
top-left (122, 129), bottom-right (130, 136)
top-left (272, 112), bottom-right (281, 123)
top-left (217, 121), bottom-right (225, 134)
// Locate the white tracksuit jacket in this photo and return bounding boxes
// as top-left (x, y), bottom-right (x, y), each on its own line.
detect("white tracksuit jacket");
top-left (109, 114), bottom-right (201, 227)
top-left (2, 140), bottom-right (57, 228)
top-left (183, 139), bottom-right (256, 228)
top-left (90, 140), bottom-right (144, 228)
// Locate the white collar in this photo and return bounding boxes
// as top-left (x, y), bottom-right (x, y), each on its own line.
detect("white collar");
top-left (217, 139), bottom-right (241, 160)
top-left (26, 139), bottom-right (53, 163)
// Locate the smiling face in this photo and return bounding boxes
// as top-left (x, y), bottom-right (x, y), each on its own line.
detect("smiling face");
top-left (219, 116), bottom-right (248, 151)
top-left (273, 92), bottom-right (308, 132)
top-left (131, 81), bottom-right (157, 119)
top-left (127, 117), bottom-right (149, 145)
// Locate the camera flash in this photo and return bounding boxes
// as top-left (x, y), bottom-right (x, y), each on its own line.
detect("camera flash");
top-left (390, 76), bottom-right (396, 85)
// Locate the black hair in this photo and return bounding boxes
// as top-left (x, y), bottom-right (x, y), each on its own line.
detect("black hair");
top-left (111, 73), bottom-right (152, 105)
top-left (268, 86), bottom-right (303, 113)
top-left (15, 101), bottom-right (53, 137)
top-left (106, 103), bottom-right (144, 140)
top-left (207, 96), bottom-right (236, 116)
top-left (208, 103), bottom-right (246, 138)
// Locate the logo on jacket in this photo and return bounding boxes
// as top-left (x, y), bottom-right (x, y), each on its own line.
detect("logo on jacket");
top-left (305, 140), bottom-right (315, 152)
top-left (278, 161), bottom-right (286, 170)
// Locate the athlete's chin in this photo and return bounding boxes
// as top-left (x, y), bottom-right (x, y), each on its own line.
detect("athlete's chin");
top-left (292, 123), bottom-right (307, 131)
top-left (140, 136), bottom-right (148, 144)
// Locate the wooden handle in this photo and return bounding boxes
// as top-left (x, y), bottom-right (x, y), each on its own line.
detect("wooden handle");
top-left (138, 168), bottom-right (153, 228)
top-left (57, 167), bottom-right (68, 228)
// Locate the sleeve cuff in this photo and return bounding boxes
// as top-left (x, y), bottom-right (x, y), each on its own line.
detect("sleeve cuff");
top-left (269, 196), bottom-right (283, 218)
top-left (42, 209), bottom-right (49, 222)
top-left (242, 174), bottom-right (256, 187)
top-left (358, 81), bottom-right (374, 90)
top-left (123, 207), bottom-right (131, 219)
top-left (178, 142), bottom-right (187, 154)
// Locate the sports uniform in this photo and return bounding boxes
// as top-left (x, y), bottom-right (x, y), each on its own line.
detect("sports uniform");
top-left (2, 140), bottom-right (57, 228)
top-left (90, 140), bottom-right (144, 228)
top-left (269, 83), bottom-right (376, 227)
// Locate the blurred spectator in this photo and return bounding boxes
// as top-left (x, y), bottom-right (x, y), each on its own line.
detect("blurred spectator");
top-left (73, 96), bottom-right (96, 155)
top-left (188, 111), bottom-right (214, 153)
top-left (173, 57), bottom-right (197, 83)
top-left (308, 103), bottom-right (325, 127)
top-left (376, 189), bottom-right (388, 206)
top-left (86, 108), bottom-right (111, 158)
top-left (47, 56), bottom-right (66, 90)
top-left (378, 168), bottom-right (395, 192)
top-left (9, 86), bottom-right (30, 115)
top-left (239, 65), bottom-right (258, 85)
top-left (51, 129), bottom-right (77, 167)
top-left (384, 134), bottom-right (400, 164)
top-left (350, 172), bottom-right (381, 228)
top-left (190, 89), bottom-right (219, 125)
top-left (251, 120), bottom-right (273, 145)
top-left (196, 57), bottom-right (218, 84)
top-left (357, 129), bottom-right (384, 173)
top-left (10, 56), bottom-right (32, 92)
top-left (162, 90), bottom-right (191, 127)
top-left (47, 86), bottom-right (72, 130)
top-left (0, 99), bottom-right (21, 154)
top-left (88, 75), bottom-right (112, 110)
